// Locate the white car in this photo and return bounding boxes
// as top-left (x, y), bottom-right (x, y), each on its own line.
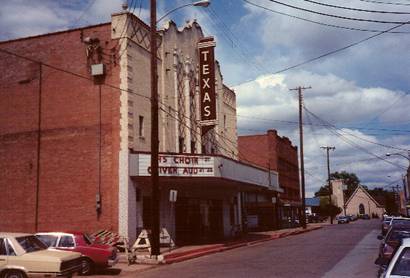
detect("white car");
top-left (381, 237), bottom-right (410, 277)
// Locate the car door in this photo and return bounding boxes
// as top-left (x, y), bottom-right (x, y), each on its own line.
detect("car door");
top-left (0, 238), bottom-right (7, 268)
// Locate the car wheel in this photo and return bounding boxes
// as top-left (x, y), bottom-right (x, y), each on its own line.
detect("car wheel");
top-left (3, 270), bottom-right (27, 278)
top-left (79, 258), bottom-right (93, 276)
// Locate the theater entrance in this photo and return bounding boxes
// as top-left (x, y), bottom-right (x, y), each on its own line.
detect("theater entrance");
top-left (175, 198), bottom-right (223, 245)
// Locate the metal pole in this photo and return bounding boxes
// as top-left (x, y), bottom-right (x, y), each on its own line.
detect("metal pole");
top-left (150, 0), bottom-right (160, 256)
top-left (35, 62), bottom-right (42, 232)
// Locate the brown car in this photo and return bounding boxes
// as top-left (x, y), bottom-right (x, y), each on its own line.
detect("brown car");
top-left (0, 233), bottom-right (81, 278)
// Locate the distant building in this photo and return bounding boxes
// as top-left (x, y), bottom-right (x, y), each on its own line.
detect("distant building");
top-left (305, 197), bottom-right (320, 216)
top-left (238, 129), bottom-right (301, 228)
top-left (331, 179), bottom-right (345, 212)
top-left (344, 185), bottom-right (385, 217)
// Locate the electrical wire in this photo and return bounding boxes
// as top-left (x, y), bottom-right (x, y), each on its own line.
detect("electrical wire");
top-left (300, 0), bottom-right (410, 14)
top-left (357, 0), bottom-right (410, 6)
top-left (0, 47), bottom-right (151, 103)
top-left (236, 114), bottom-right (410, 133)
top-left (69, 0), bottom-right (98, 28)
top-left (303, 107), bottom-right (408, 170)
top-left (271, 19), bottom-right (410, 74)
top-left (265, 0), bottom-right (410, 24)
top-left (244, 0), bottom-right (410, 34)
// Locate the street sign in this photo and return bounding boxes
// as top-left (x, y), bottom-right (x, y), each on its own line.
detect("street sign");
top-left (169, 190), bottom-right (177, 202)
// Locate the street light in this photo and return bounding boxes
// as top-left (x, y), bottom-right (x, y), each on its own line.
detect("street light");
top-left (386, 151), bottom-right (410, 216)
top-left (157, 1), bottom-right (211, 24)
top-left (150, 0), bottom-right (210, 257)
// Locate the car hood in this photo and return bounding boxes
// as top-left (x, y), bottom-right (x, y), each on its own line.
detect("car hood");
top-left (24, 249), bottom-right (81, 261)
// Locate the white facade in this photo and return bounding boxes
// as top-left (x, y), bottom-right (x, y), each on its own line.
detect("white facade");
top-left (110, 12), bottom-right (279, 243)
top-left (344, 185), bottom-right (385, 217)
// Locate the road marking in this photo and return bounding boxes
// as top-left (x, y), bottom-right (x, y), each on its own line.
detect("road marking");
top-left (322, 229), bottom-right (379, 278)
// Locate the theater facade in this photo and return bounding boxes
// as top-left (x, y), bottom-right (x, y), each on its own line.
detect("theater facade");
top-left (0, 10), bottom-right (283, 244)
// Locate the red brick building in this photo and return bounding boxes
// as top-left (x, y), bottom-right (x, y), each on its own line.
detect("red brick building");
top-left (0, 11), bottom-right (282, 243)
top-left (0, 23), bottom-right (121, 233)
top-left (238, 129), bottom-right (301, 227)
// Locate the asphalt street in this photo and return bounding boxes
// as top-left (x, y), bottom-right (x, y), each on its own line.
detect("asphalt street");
top-left (129, 219), bottom-right (380, 278)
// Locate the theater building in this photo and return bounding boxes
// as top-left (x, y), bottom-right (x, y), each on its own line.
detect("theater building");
top-left (0, 10), bottom-right (281, 243)
top-left (238, 130), bottom-right (302, 228)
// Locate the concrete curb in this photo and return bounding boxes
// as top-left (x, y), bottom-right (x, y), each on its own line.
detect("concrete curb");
top-left (163, 226), bottom-right (323, 264)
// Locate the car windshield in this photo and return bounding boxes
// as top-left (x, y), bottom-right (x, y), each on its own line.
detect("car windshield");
top-left (392, 247), bottom-right (410, 276)
top-left (16, 235), bottom-right (47, 253)
top-left (393, 219), bottom-right (410, 226)
top-left (36, 234), bottom-right (58, 247)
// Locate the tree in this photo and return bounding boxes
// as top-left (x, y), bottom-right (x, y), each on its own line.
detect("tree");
top-left (320, 204), bottom-right (342, 218)
top-left (314, 185), bottom-right (329, 197)
top-left (368, 187), bottom-right (399, 215)
top-left (330, 171), bottom-right (361, 200)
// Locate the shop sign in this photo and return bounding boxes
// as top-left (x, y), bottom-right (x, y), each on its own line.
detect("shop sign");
top-left (169, 190), bottom-right (177, 202)
top-left (198, 37), bottom-right (216, 125)
top-left (138, 154), bottom-right (215, 177)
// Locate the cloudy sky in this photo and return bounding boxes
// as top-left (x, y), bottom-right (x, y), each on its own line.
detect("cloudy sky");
top-left (1, 0), bottom-right (409, 196)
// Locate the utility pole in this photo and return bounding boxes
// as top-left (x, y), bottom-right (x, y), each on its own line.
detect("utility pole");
top-left (321, 146), bottom-right (335, 224)
top-left (150, 0), bottom-right (160, 257)
top-left (404, 174), bottom-right (409, 216)
top-left (290, 86), bottom-right (311, 229)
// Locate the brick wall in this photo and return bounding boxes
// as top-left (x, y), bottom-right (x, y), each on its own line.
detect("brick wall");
top-left (238, 130), bottom-right (300, 201)
top-left (0, 24), bottom-right (121, 233)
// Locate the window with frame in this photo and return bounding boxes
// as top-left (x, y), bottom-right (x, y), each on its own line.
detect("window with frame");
top-left (0, 238), bottom-right (5, 255)
top-left (37, 234), bottom-right (58, 247)
top-left (58, 235), bottom-right (75, 248)
top-left (392, 247), bottom-right (410, 276)
top-left (139, 116), bottom-right (144, 137)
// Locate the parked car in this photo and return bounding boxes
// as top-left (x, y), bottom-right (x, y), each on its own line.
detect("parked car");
top-left (336, 216), bottom-right (350, 224)
top-left (36, 231), bottom-right (118, 275)
top-left (377, 238), bottom-right (410, 278)
top-left (382, 217), bottom-right (393, 236)
top-left (347, 214), bottom-right (357, 222)
top-left (0, 232), bottom-right (81, 278)
top-left (362, 214), bottom-right (370, 220)
top-left (377, 225), bottom-right (410, 266)
top-left (382, 217), bottom-right (410, 236)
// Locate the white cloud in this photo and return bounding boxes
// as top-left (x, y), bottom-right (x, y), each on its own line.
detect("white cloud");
top-left (234, 71), bottom-right (410, 196)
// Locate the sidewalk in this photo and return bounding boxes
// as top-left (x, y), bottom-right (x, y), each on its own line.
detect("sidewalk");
top-left (114, 223), bottom-right (325, 272)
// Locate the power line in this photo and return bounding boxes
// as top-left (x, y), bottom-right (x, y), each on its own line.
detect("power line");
top-left (300, 0), bottom-right (410, 14)
top-left (357, 0), bottom-right (410, 6)
top-left (244, 0), bottom-right (410, 33)
top-left (0, 47), bottom-right (151, 102)
top-left (265, 0), bottom-right (410, 24)
top-left (236, 114), bottom-right (410, 133)
top-left (304, 107), bottom-right (408, 170)
top-left (271, 19), bottom-right (410, 74)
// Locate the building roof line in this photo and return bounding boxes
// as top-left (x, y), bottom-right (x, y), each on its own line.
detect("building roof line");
top-left (344, 184), bottom-right (384, 208)
top-left (0, 22), bottom-right (111, 45)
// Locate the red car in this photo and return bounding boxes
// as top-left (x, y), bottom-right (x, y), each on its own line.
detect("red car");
top-left (378, 225), bottom-right (410, 263)
top-left (36, 231), bottom-right (118, 275)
